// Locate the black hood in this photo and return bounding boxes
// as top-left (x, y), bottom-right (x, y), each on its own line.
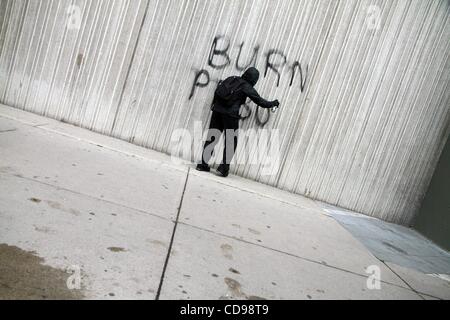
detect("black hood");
top-left (241, 67), bottom-right (260, 86)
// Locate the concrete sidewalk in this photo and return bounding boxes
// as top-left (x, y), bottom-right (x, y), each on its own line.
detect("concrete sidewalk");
top-left (0, 104), bottom-right (449, 300)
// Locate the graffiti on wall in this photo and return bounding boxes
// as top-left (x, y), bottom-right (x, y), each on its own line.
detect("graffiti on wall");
top-left (189, 36), bottom-right (309, 126)
top-left (189, 35), bottom-right (309, 100)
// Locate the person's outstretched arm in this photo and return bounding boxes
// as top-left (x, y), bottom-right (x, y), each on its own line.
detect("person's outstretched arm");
top-left (244, 85), bottom-right (279, 109)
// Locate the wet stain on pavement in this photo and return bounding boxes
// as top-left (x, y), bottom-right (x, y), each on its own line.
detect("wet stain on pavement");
top-left (0, 244), bottom-right (84, 300)
top-left (107, 247), bottom-right (126, 253)
top-left (247, 295), bottom-right (267, 300)
top-left (68, 209), bottom-right (82, 216)
top-left (148, 240), bottom-right (168, 248)
top-left (0, 166), bottom-right (15, 173)
top-left (44, 200), bottom-right (82, 216)
top-left (45, 200), bottom-right (61, 210)
top-left (224, 277), bottom-right (267, 300)
top-left (228, 268), bottom-right (241, 275)
top-left (382, 241), bottom-right (408, 255)
top-left (224, 278), bottom-right (244, 297)
top-left (221, 244), bottom-right (233, 260)
top-left (34, 225), bottom-right (57, 235)
top-left (248, 228), bottom-right (261, 235)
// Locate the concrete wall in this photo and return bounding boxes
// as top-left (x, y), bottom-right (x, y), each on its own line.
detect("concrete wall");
top-left (413, 136), bottom-right (450, 251)
top-left (1, 0), bottom-right (449, 225)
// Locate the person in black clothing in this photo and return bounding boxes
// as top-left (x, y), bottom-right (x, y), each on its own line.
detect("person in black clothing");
top-left (196, 67), bottom-right (280, 177)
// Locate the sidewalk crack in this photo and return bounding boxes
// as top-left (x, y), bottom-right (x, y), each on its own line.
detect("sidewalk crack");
top-left (155, 168), bottom-right (190, 300)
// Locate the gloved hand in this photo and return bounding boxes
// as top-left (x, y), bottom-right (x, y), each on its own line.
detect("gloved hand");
top-left (271, 100), bottom-right (280, 113)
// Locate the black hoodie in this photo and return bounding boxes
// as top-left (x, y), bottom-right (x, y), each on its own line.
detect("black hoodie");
top-left (212, 67), bottom-right (276, 118)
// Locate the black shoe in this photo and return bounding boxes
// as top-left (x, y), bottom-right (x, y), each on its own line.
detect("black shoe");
top-left (196, 164), bottom-right (210, 172)
top-left (217, 165), bottom-right (229, 178)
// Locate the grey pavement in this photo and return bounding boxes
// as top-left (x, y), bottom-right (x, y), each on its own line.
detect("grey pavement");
top-left (0, 104), bottom-right (449, 300)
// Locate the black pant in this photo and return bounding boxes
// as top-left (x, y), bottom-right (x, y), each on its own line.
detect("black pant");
top-left (201, 111), bottom-right (239, 173)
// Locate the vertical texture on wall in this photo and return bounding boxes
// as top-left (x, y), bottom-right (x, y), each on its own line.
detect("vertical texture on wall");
top-left (0, 0), bottom-right (449, 225)
top-left (0, 0), bottom-right (149, 133)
